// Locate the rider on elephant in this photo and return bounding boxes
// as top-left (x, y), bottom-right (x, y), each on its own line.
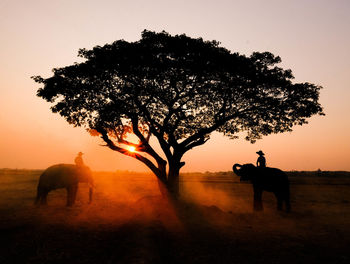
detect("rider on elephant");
top-left (74, 152), bottom-right (85, 167)
top-left (74, 152), bottom-right (91, 178)
top-left (256, 150), bottom-right (266, 168)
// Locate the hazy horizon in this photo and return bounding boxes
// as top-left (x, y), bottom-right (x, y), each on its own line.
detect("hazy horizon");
top-left (1, 0), bottom-right (349, 172)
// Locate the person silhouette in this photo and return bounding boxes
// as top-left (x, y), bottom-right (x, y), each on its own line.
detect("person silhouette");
top-left (74, 152), bottom-right (85, 167)
top-left (256, 150), bottom-right (266, 168)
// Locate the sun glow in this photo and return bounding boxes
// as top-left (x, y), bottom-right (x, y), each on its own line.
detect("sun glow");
top-left (128, 146), bottom-right (136, 152)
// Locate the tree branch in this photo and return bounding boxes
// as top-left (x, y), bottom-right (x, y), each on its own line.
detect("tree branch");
top-left (179, 112), bottom-right (240, 150)
top-left (183, 135), bottom-right (210, 152)
top-left (96, 127), bottom-right (165, 180)
top-left (132, 98), bottom-right (174, 163)
top-left (131, 117), bottom-right (167, 167)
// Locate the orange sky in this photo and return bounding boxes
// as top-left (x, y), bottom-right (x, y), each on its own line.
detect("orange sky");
top-left (0, 0), bottom-right (349, 172)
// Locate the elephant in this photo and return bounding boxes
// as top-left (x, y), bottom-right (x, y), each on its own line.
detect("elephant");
top-left (35, 164), bottom-right (94, 206)
top-left (233, 163), bottom-right (290, 212)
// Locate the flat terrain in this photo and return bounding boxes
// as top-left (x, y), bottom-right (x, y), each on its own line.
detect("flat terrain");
top-left (1, 169), bottom-right (350, 264)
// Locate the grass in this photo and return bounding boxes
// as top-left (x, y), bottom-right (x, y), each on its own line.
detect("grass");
top-left (0, 169), bottom-right (350, 263)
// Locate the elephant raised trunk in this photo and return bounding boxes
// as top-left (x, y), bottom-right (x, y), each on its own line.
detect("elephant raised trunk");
top-left (232, 163), bottom-right (242, 176)
top-left (35, 164), bottom-right (94, 206)
top-left (88, 183), bottom-right (93, 204)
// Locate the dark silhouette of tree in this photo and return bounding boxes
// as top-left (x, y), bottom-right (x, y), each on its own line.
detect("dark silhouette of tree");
top-left (33, 30), bottom-right (324, 197)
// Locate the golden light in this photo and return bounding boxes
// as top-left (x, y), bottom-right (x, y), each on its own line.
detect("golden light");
top-left (128, 146), bottom-right (136, 152)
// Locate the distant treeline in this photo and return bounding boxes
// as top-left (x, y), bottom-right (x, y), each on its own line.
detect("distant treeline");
top-left (285, 170), bottom-right (350, 178)
top-left (1, 169), bottom-right (350, 178)
top-left (198, 170), bottom-right (350, 178)
top-left (0, 169), bottom-right (43, 175)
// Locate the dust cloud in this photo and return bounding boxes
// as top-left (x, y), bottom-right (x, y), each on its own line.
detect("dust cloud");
top-left (0, 170), bottom-right (268, 229)
top-left (181, 172), bottom-right (252, 213)
top-left (0, 170), bottom-right (254, 231)
top-left (30, 171), bottom-right (183, 230)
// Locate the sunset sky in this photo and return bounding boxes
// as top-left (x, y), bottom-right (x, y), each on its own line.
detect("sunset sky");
top-left (0, 0), bottom-right (349, 172)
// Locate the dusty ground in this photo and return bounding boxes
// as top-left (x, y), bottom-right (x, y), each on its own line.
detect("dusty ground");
top-left (0, 169), bottom-right (349, 264)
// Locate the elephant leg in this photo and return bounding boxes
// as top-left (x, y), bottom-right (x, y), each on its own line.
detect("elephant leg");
top-left (35, 187), bottom-right (49, 205)
top-left (71, 184), bottom-right (78, 205)
top-left (253, 189), bottom-right (263, 211)
top-left (277, 197), bottom-right (283, 211)
top-left (285, 195), bottom-right (291, 213)
top-left (275, 191), bottom-right (291, 212)
top-left (273, 192), bottom-right (282, 210)
top-left (66, 184), bottom-right (78, 206)
top-left (66, 187), bottom-right (73, 206)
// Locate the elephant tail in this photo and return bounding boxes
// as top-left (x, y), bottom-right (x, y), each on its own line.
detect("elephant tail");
top-left (89, 186), bottom-right (93, 204)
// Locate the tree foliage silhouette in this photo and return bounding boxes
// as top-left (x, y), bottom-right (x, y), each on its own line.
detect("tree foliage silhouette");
top-left (33, 30), bottom-right (324, 197)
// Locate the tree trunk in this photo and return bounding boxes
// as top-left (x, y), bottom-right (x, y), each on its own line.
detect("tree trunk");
top-left (166, 159), bottom-right (185, 198)
top-left (167, 167), bottom-right (180, 198)
top-left (154, 166), bottom-right (180, 199)
top-left (157, 176), bottom-right (170, 198)
top-left (154, 154), bottom-right (185, 199)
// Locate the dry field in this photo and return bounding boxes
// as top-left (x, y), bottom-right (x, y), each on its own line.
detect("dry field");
top-left (0, 169), bottom-right (349, 264)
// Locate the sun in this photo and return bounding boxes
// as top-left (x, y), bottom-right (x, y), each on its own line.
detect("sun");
top-left (128, 146), bottom-right (136, 152)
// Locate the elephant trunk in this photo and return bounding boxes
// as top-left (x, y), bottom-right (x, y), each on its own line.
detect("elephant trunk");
top-left (232, 163), bottom-right (242, 176)
top-left (88, 180), bottom-right (94, 204)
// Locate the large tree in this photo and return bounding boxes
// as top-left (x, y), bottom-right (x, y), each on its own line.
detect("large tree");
top-left (33, 30), bottom-right (324, 197)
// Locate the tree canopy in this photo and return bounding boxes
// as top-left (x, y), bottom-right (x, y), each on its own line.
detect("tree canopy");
top-left (33, 30), bottom-right (324, 195)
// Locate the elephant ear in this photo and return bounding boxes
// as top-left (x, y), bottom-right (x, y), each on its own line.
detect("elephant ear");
top-left (245, 164), bottom-right (256, 170)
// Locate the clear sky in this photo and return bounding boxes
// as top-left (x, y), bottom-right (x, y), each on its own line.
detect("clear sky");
top-left (0, 0), bottom-right (349, 172)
